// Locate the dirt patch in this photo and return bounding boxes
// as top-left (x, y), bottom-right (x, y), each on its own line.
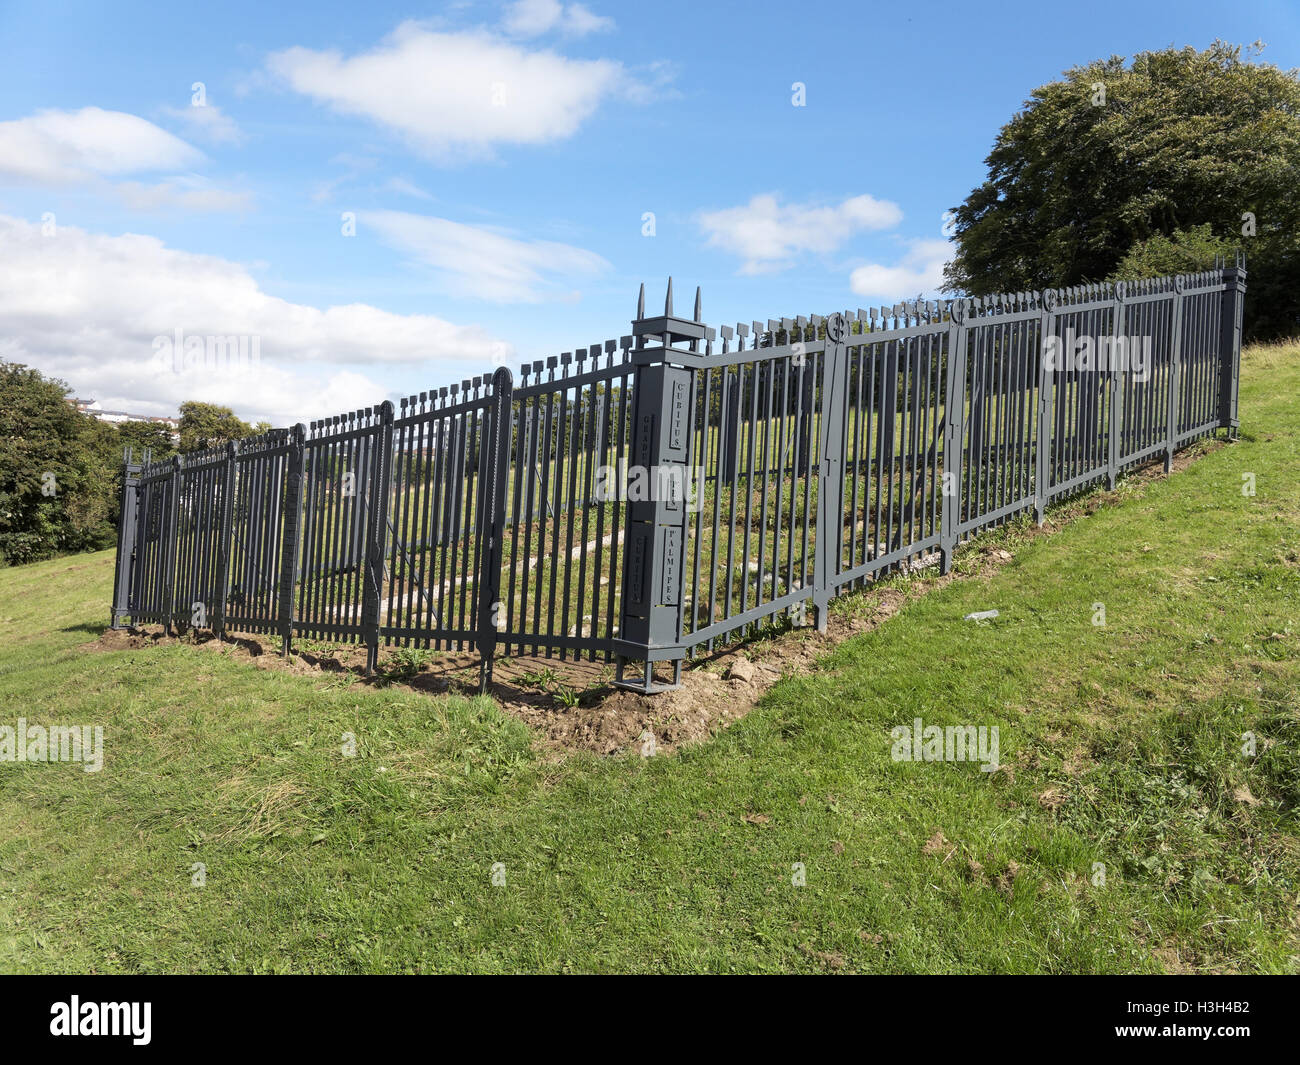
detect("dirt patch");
top-left (93, 627), bottom-right (171, 651)
top-left (88, 441), bottom-right (1225, 759)
top-left (921, 829), bottom-right (951, 856)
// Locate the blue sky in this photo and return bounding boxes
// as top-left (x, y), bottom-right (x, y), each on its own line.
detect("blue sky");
top-left (0, 0), bottom-right (1295, 424)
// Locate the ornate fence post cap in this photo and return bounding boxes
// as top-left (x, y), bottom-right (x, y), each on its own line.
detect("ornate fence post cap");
top-left (632, 277), bottom-right (708, 345)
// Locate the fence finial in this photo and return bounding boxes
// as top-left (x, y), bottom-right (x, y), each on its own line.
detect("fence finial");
top-left (636, 282), bottom-right (645, 319)
top-left (665, 277), bottom-right (673, 316)
top-left (693, 286), bottom-right (702, 323)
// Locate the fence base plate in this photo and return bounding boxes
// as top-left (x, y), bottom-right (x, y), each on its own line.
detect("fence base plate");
top-left (614, 657), bottom-right (682, 694)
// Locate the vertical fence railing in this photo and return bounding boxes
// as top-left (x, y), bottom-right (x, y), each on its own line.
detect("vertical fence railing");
top-left (112, 261), bottom-right (1245, 694)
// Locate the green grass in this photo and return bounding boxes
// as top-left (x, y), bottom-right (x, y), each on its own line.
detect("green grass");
top-left (1, 342), bottom-right (1298, 973)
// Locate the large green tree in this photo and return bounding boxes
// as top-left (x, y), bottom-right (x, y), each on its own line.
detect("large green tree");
top-left (0, 362), bottom-right (118, 564)
top-left (944, 42), bottom-right (1300, 340)
top-left (177, 401), bottom-right (256, 453)
top-left (115, 418), bottom-right (177, 463)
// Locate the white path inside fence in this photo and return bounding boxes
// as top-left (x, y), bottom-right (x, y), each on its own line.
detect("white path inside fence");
top-left (375, 530), bottom-right (621, 621)
top-left (331, 517), bottom-right (938, 631)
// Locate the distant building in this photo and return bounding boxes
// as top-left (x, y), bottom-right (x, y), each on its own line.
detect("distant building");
top-left (67, 398), bottom-right (180, 440)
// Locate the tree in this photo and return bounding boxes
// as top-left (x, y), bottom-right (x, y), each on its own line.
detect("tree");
top-left (1110, 224), bottom-right (1237, 283)
top-left (115, 419), bottom-right (177, 463)
top-left (0, 362), bottom-right (117, 564)
top-left (178, 401), bottom-right (256, 453)
top-left (943, 42), bottom-right (1300, 340)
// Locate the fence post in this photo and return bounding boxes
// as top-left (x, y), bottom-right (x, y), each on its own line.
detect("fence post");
top-left (110, 446), bottom-right (144, 628)
top-left (1218, 251), bottom-right (1247, 435)
top-left (1107, 284), bottom-right (1126, 489)
top-left (1165, 276), bottom-right (1186, 472)
top-left (813, 313), bottom-right (849, 628)
top-left (1035, 289), bottom-right (1059, 525)
top-left (213, 441), bottom-right (237, 638)
top-left (614, 280), bottom-right (708, 693)
top-left (362, 401), bottom-right (395, 675)
top-left (940, 299), bottom-right (969, 573)
top-left (476, 367), bottom-right (514, 694)
top-left (277, 424), bottom-right (306, 657)
top-left (160, 455), bottom-right (183, 634)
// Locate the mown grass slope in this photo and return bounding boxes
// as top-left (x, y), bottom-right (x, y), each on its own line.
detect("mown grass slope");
top-left (1, 343), bottom-right (1297, 973)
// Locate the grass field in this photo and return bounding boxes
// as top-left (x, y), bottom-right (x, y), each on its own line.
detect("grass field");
top-left (1, 342), bottom-right (1297, 973)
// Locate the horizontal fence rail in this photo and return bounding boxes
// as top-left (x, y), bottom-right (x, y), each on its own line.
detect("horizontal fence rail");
top-left (111, 257), bottom-right (1246, 693)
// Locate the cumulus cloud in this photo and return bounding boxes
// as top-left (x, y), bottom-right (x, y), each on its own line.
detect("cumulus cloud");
top-left (0, 214), bottom-right (512, 425)
top-left (366, 209), bottom-right (610, 303)
top-left (0, 107), bottom-right (202, 185)
top-left (699, 193), bottom-right (903, 274)
top-left (266, 21), bottom-right (627, 160)
top-left (502, 0), bottom-right (614, 37)
top-left (848, 240), bottom-right (953, 301)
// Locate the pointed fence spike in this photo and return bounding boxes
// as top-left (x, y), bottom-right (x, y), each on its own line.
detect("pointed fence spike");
top-left (693, 286), bottom-right (702, 323)
top-left (664, 277), bottom-right (674, 316)
top-left (636, 282), bottom-right (645, 319)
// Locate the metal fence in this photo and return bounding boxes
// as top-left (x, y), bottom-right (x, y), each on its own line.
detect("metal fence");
top-left (111, 256), bottom-right (1246, 693)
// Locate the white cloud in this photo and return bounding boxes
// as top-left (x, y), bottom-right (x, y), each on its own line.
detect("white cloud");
top-left (699, 193), bottom-right (903, 275)
top-left (848, 240), bottom-right (953, 301)
top-left (366, 209), bottom-right (609, 303)
top-left (503, 0), bottom-right (614, 37)
top-left (0, 214), bottom-right (512, 425)
top-left (116, 178), bottom-right (253, 213)
top-left (384, 177), bottom-right (434, 201)
top-left (162, 103), bottom-right (244, 145)
top-left (0, 107), bottom-right (202, 185)
top-left (267, 21), bottom-right (626, 160)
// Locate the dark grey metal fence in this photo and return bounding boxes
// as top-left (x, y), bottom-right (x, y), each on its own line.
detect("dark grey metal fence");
top-left (111, 256), bottom-right (1246, 693)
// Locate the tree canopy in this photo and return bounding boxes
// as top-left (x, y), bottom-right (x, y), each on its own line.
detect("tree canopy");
top-left (0, 362), bottom-right (118, 564)
top-left (177, 401), bottom-right (257, 453)
top-left (943, 42), bottom-right (1300, 340)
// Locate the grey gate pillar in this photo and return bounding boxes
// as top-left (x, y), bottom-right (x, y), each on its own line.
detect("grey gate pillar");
top-left (110, 446), bottom-right (144, 628)
top-left (614, 281), bottom-right (710, 693)
top-left (940, 299), bottom-right (970, 572)
top-left (1218, 252), bottom-right (1246, 434)
top-left (1035, 289), bottom-right (1059, 524)
top-left (812, 313), bottom-right (850, 630)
